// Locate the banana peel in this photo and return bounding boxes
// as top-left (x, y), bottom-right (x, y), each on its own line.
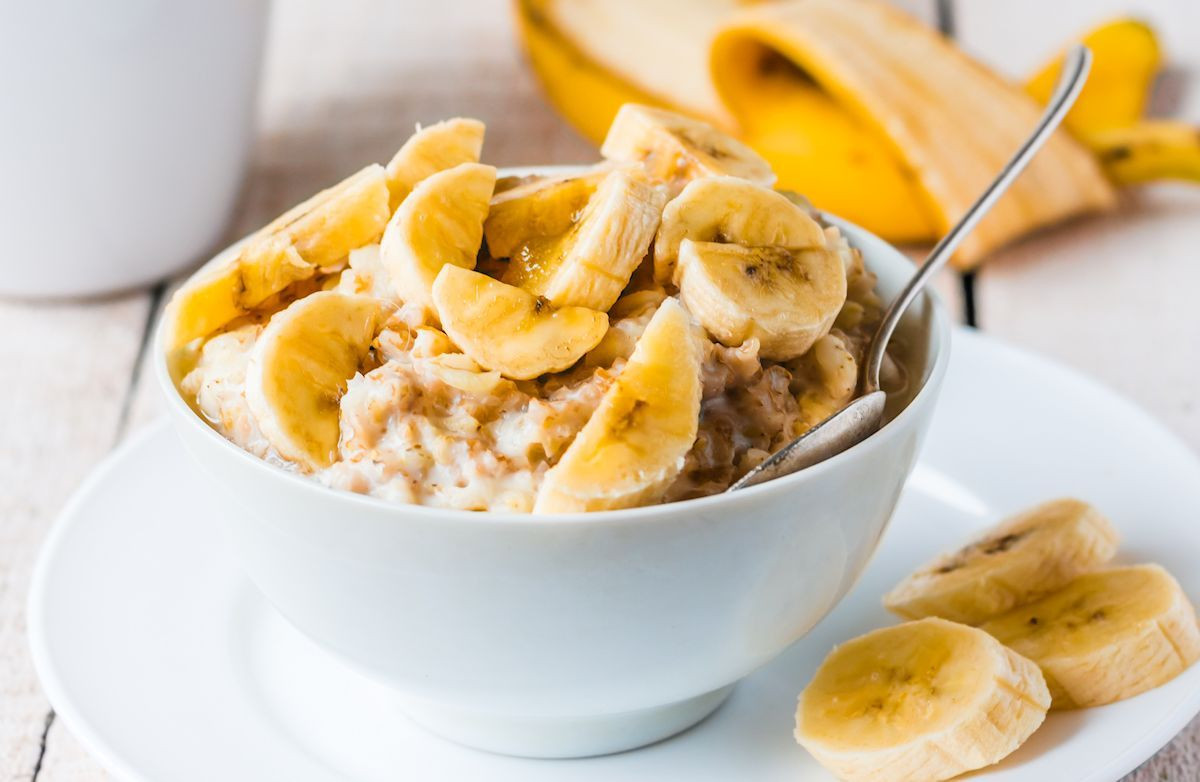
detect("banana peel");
top-left (515, 0), bottom-right (1199, 265)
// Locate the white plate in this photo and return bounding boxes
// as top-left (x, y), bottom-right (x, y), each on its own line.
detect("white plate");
top-left (29, 327), bottom-right (1200, 782)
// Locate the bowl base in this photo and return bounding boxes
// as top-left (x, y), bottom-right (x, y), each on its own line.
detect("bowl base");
top-left (401, 684), bottom-right (736, 759)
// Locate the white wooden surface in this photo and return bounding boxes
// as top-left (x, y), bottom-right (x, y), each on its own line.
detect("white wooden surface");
top-left (2, 1), bottom-right (1198, 780)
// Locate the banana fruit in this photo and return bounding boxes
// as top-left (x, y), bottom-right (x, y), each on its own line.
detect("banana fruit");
top-left (676, 240), bottom-right (845, 360)
top-left (518, 2), bottom-right (1200, 257)
top-left (483, 165), bottom-right (611, 259)
top-left (501, 167), bottom-right (666, 311)
top-left (380, 162), bottom-right (497, 311)
top-left (982, 564), bottom-right (1200, 709)
top-left (164, 164), bottom-right (390, 351)
top-left (385, 118), bottom-right (485, 211)
top-left (535, 298), bottom-right (702, 512)
top-left (795, 617), bottom-right (1050, 782)
top-left (245, 292), bottom-right (389, 470)
top-left (601, 103), bottom-right (774, 194)
top-left (431, 265), bottom-right (608, 380)
top-left (653, 175), bottom-right (827, 285)
top-left (1086, 121), bottom-right (1200, 185)
top-left (884, 498), bottom-right (1120, 625)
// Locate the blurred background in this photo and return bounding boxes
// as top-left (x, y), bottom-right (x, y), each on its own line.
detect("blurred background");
top-left (2, 1), bottom-right (1198, 779)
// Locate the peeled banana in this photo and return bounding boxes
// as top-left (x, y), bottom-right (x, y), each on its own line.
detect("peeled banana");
top-left (245, 292), bottom-right (388, 470)
top-left (982, 564), bottom-right (1200, 710)
top-left (380, 162), bottom-right (497, 311)
top-left (502, 167), bottom-right (666, 311)
top-left (431, 265), bottom-right (608, 380)
top-left (535, 298), bottom-right (702, 512)
top-left (884, 498), bottom-right (1120, 625)
top-left (795, 617), bottom-right (1050, 782)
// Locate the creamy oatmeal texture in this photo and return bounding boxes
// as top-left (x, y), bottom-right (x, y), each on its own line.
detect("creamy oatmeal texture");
top-left (169, 106), bottom-right (899, 513)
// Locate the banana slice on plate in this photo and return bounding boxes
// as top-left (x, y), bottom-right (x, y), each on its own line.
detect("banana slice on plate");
top-left (245, 291), bottom-right (389, 470)
top-left (164, 164), bottom-right (390, 351)
top-left (653, 175), bottom-right (827, 285)
top-left (982, 564), bottom-right (1200, 709)
top-left (432, 265), bottom-right (608, 380)
top-left (600, 103), bottom-right (775, 193)
top-left (884, 498), bottom-right (1120, 625)
top-left (502, 166), bottom-right (666, 311)
top-left (795, 617), bottom-right (1050, 782)
top-left (484, 165), bottom-right (612, 259)
top-left (676, 239), bottom-right (845, 360)
top-left (385, 118), bottom-right (485, 211)
top-left (534, 298), bottom-right (702, 512)
top-left (380, 162), bottom-right (497, 311)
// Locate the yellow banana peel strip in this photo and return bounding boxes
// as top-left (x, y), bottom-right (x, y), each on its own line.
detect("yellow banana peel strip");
top-left (710, 0), bottom-right (1117, 267)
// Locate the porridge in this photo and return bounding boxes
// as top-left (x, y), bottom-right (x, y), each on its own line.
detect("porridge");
top-left (166, 104), bottom-right (900, 513)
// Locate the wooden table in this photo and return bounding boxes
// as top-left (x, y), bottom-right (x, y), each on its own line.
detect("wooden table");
top-left (3, 1), bottom-right (1197, 778)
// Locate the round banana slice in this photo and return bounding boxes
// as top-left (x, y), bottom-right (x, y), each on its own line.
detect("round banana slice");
top-left (982, 564), bottom-right (1200, 709)
top-left (676, 239), bottom-right (845, 360)
top-left (164, 164), bottom-right (390, 351)
top-left (432, 265), bottom-right (608, 380)
top-left (380, 162), bottom-right (496, 311)
top-left (600, 103), bottom-right (775, 193)
top-left (796, 617), bottom-right (1050, 782)
top-left (534, 298), bottom-right (702, 513)
top-left (385, 117), bottom-right (485, 211)
top-left (653, 175), bottom-right (826, 285)
top-left (245, 292), bottom-right (388, 471)
top-left (884, 498), bottom-right (1120, 625)
top-left (501, 167), bottom-right (666, 312)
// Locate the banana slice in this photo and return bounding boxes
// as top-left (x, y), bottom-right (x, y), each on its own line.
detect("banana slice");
top-left (164, 165), bottom-right (390, 351)
top-left (432, 265), bottom-right (608, 380)
top-left (653, 175), bottom-right (826, 285)
top-left (502, 167), bottom-right (666, 311)
top-left (884, 498), bottom-right (1120, 625)
top-left (422, 352), bottom-right (507, 396)
top-left (796, 617), bottom-right (1049, 782)
top-left (600, 103), bottom-right (775, 193)
top-left (380, 162), bottom-right (497, 310)
top-left (982, 564), bottom-right (1200, 709)
top-left (385, 118), bottom-right (485, 210)
top-left (245, 292), bottom-right (388, 470)
top-left (534, 298), bottom-right (702, 512)
top-left (484, 165), bottom-right (612, 259)
top-left (676, 239), bottom-right (845, 360)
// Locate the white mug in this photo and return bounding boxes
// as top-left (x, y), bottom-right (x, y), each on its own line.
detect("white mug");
top-left (0, 0), bottom-right (269, 298)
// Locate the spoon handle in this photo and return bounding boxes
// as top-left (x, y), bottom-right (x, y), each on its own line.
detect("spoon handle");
top-left (861, 44), bottom-right (1093, 394)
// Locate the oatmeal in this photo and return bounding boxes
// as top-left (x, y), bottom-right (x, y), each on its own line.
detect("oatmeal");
top-left (167, 105), bottom-right (897, 513)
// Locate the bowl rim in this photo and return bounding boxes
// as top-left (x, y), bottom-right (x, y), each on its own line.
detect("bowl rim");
top-left (155, 165), bottom-right (952, 526)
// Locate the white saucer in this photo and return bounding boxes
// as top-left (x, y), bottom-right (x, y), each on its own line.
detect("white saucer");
top-left (29, 327), bottom-right (1200, 782)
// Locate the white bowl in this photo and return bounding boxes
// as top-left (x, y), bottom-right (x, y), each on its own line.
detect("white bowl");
top-left (154, 177), bottom-right (950, 758)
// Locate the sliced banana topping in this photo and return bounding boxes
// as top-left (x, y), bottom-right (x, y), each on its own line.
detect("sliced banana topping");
top-left (982, 564), bottom-right (1200, 709)
top-left (385, 118), bottom-right (485, 210)
top-left (535, 298), bottom-right (702, 512)
top-left (600, 103), bottom-right (775, 194)
top-left (884, 498), bottom-right (1121, 625)
top-left (484, 165), bottom-right (612, 259)
top-left (676, 239), bottom-right (845, 360)
top-left (432, 265), bottom-right (608, 380)
top-left (380, 162), bottom-right (497, 311)
top-left (653, 175), bottom-right (826, 285)
top-left (245, 292), bottom-right (389, 470)
top-left (164, 165), bottom-right (390, 351)
top-left (502, 167), bottom-right (666, 311)
top-left (795, 617), bottom-right (1050, 782)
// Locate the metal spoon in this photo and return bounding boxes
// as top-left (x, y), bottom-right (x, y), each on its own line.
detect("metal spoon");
top-left (730, 44), bottom-right (1093, 491)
